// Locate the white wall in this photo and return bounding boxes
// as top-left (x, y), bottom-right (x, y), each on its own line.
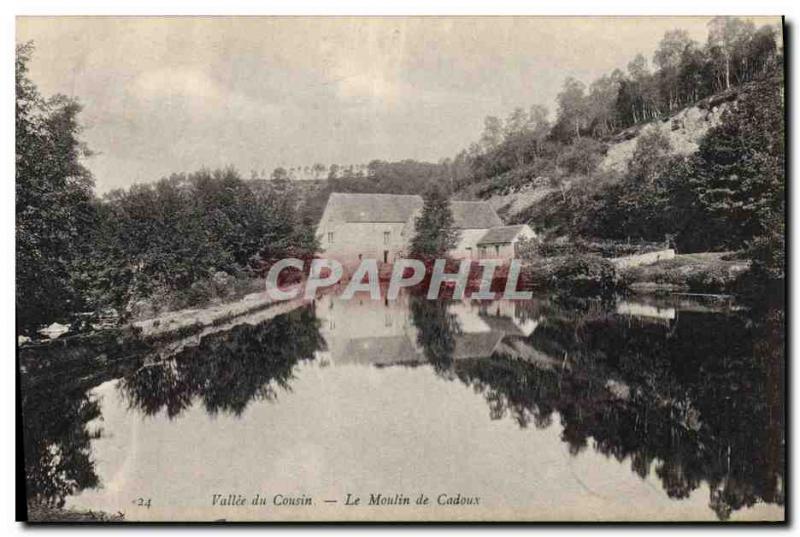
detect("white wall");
top-left (450, 228), bottom-right (490, 259)
top-left (476, 225), bottom-right (537, 260)
top-left (317, 221), bottom-right (410, 264)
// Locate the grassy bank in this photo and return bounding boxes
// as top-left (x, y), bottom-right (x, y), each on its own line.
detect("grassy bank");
top-left (519, 251), bottom-right (752, 296)
top-left (620, 252), bottom-right (750, 294)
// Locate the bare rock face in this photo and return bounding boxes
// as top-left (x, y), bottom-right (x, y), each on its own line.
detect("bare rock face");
top-left (599, 101), bottom-right (730, 174)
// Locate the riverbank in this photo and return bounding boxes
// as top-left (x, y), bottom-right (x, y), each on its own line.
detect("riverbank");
top-left (131, 283), bottom-right (305, 339)
top-left (27, 504), bottom-right (124, 523)
top-left (518, 251), bottom-right (752, 296)
top-left (619, 252), bottom-right (750, 294)
top-left (18, 283), bottom-right (309, 381)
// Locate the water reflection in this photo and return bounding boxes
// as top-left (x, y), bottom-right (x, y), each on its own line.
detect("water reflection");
top-left (462, 303), bottom-right (784, 520)
top-left (20, 305), bottom-right (325, 509)
top-left (316, 294), bottom-right (541, 371)
top-left (21, 381), bottom-right (101, 508)
top-left (19, 292), bottom-right (784, 520)
top-left (316, 292), bottom-right (785, 520)
top-left (119, 306), bottom-right (325, 418)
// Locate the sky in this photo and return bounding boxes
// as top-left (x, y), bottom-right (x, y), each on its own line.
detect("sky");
top-left (17, 16), bottom-right (780, 193)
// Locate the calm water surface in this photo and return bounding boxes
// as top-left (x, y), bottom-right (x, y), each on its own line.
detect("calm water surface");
top-left (20, 292), bottom-right (785, 521)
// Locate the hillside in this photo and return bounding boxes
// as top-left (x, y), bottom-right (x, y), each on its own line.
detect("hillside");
top-left (461, 88), bottom-right (739, 225)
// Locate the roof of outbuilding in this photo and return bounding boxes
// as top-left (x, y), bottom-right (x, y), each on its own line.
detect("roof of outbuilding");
top-left (452, 332), bottom-right (505, 360)
top-left (323, 193), bottom-right (503, 229)
top-left (477, 225), bottom-right (529, 245)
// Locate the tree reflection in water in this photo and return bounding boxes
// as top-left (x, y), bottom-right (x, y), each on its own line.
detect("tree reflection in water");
top-left (19, 295), bottom-right (783, 520)
top-left (20, 304), bottom-right (325, 509)
top-left (20, 328), bottom-right (155, 509)
top-left (21, 383), bottom-right (102, 509)
top-left (409, 295), bottom-right (784, 520)
top-left (409, 296), bottom-right (460, 374)
top-left (118, 305), bottom-right (325, 418)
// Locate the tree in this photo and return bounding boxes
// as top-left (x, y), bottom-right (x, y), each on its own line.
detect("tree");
top-left (527, 105), bottom-right (551, 157)
top-left (16, 42), bottom-right (95, 333)
top-left (687, 67), bottom-right (784, 256)
top-left (504, 107), bottom-right (529, 139)
top-left (677, 43), bottom-right (712, 103)
top-left (479, 116), bottom-right (504, 151)
top-left (271, 166), bottom-right (289, 183)
top-left (327, 163), bottom-right (340, 180)
top-left (747, 25), bottom-right (779, 78)
top-left (653, 30), bottom-right (695, 110)
top-left (555, 77), bottom-right (588, 140)
top-left (708, 17), bottom-right (755, 91)
top-left (409, 187), bottom-right (459, 258)
top-left (586, 72), bottom-right (622, 135)
top-left (311, 162), bottom-right (326, 179)
top-left (556, 138), bottom-right (605, 176)
top-left (627, 128), bottom-right (673, 182)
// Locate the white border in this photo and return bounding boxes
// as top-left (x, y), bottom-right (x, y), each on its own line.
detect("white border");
top-left (2, 2), bottom-right (797, 536)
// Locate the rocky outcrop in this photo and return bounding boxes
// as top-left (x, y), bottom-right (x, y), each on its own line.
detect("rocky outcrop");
top-left (599, 101), bottom-right (730, 174)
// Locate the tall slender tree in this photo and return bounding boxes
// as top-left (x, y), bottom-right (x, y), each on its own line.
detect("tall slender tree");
top-left (409, 187), bottom-right (459, 258)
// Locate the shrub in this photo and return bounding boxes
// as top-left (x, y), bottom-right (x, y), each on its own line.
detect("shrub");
top-left (522, 254), bottom-right (618, 295)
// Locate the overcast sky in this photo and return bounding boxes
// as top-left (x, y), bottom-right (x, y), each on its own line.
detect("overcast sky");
top-left (17, 16), bottom-right (779, 193)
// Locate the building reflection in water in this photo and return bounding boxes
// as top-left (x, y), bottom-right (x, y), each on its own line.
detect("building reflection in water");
top-left (314, 292), bottom-right (543, 367)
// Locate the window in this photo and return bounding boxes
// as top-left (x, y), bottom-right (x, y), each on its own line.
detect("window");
top-left (328, 232), bottom-right (334, 244)
top-left (495, 245), bottom-right (500, 256)
top-left (383, 231), bottom-right (390, 245)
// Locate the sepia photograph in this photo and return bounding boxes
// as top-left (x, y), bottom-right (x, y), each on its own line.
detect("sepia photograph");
top-left (14, 15), bottom-right (785, 523)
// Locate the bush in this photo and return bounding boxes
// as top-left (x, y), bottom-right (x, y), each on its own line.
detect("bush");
top-left (522, 254), bottom-right (618, 295)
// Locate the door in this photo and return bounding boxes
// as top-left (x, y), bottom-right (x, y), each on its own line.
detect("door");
top-left (383, 250), bottom-right (389, 263)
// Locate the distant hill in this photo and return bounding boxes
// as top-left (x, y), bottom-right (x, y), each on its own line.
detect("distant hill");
top-left (454, 81), bottom-right (753, 231)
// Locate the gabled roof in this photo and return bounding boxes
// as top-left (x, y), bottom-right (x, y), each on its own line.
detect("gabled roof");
top-left (324, 192), bottom-right (423, 223)
top-left (450, 201), bottom-right (503, 229)
top-left (477, 225), bottom-right (529, 245)
top-left (452, 332), bottom-right (505, 360)
top-left (322, 193), bottom-right (503, 229)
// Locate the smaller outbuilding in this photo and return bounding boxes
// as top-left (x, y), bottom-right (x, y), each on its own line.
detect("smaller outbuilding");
top-left (476, 224), bottom-right (537, 259)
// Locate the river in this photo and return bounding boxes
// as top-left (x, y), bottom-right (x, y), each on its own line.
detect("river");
top-left (18, 291), bottom-right (785, 522)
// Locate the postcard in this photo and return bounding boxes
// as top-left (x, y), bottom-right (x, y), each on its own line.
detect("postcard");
top-left (16, 16), bottom-right (785, 523)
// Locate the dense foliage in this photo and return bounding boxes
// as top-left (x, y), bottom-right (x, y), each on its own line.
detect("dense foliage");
top-left (16, 43), bottom-right (96, 331)
top-left (451, 19), bottom-right (780, 192)
top-left (409, 188), bottom-right (460, 258)
top-left (75, 169), bottom-right (317, 315)
top-left (538, 68), bottom-right (784, 278)
top-left (551, 19), bottom-right (780, 139)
